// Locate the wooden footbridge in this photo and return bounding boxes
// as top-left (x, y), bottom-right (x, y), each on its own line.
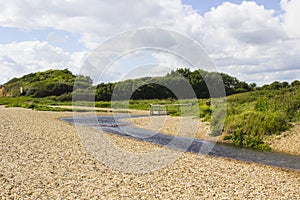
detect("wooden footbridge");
top-left (150, 103), bottom-right (193, 115)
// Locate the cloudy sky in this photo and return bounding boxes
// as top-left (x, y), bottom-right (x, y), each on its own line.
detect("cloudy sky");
top-left (0, 0), bottom-right (299, 85)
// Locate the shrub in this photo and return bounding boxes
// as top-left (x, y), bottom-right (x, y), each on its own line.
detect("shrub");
top-left (255, 97), bottom-right (269, 112)
top-left (199, 105), bottom-right (211, 121)
top-left (21, 103), bottom-right (36, 109)
top-left (224, 110), bottom-right (290, 150)
top-left (226, 127), bottom-right (270, 150)
top-left (5, 103), bottom-right (22, 108)
top-left (95, 101), bottom-right (111, 108)
top-left (57, 93), bottom-right (72, 102)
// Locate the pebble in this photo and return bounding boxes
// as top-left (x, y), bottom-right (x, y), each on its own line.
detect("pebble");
top-left (0, 107), bottom-right (299, 199)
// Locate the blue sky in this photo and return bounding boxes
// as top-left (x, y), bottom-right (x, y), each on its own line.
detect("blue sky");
top-left (182, 0), bottom-right (281, 14)
top-left (0, 0), bottom-right (299, 85)
top-left (0, 27), bottom-right (84, 53)
top-left (0, 0), bottom-right (282, 53)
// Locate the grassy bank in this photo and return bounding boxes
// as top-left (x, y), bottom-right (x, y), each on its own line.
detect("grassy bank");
top-left (1, 85), bottom-right (299, 151)
top-left (0, 96), bottom-right (72, 111)
top-left (202, 85), bottom-right (300, 150)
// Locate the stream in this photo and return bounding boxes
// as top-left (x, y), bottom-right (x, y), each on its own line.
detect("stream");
top-left (62, 115), bottom-right (300, 172)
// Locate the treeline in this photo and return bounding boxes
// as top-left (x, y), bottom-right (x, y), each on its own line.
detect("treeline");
top-left (257, 80), bottom-right (300, 90)
top-left (3, 68), bottom-right (255, 101)
top-left (96, 68), bottom-right (255, 101)
top-left (5, 68), bottom-right (298, 102)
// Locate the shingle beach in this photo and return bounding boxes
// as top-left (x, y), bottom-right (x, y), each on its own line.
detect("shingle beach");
top-left (0, 107), bottom-right (299, 199)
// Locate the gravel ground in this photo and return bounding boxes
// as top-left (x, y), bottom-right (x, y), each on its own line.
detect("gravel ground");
top-left (122, 116), bottom-right (219, 141)
top-left (265, 123), bottom-right (300, 156)
top-left (0, 107), bottom-right (299, 199)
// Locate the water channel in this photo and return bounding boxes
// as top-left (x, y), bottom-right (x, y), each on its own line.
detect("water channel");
top-left (62, 115), bottom-right (300, 172)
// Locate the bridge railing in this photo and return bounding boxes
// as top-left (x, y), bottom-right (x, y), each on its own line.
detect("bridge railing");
top-left (150, 103), bottom-right (192, 115)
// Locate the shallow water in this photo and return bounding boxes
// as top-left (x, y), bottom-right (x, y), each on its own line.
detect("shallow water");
top-left (62, 115), bottom-right (300, 172)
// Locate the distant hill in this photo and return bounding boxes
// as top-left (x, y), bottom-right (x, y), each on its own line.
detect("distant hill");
top-left (2, 68), bottom-right (255, 100)
top-left (3, 68), bottom-right (298, 101)
top-left (95, 68), bottom-right (255, 101)
top-left (3, 69), bottom-right (92, 98)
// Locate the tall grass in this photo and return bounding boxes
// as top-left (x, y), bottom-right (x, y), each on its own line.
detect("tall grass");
top-left (221, 86), bottom-right (300, 150)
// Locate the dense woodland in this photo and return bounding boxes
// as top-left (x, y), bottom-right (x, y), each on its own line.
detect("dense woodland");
top-left (2, 68), bottom-right (258, 101)
top-left (2, 68), bottom-right (299, 103)
top-left (96, 68), bottom-right (255, 101)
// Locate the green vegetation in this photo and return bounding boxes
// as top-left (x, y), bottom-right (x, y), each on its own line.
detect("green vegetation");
top-left (219, 84), bottom-right (300, 150)
top-left (1, 98), bottom-right (72, 112)
top-left (1, 68), bottom-right (299, 151)
top-left (2, 68), bottom-right (252, 102)
top-left (0, 97), bottom-right (119, 112)
top-left (0, 96), bottom-right (71, 108)
top-left (96, 68), bottom-right (254, 101)
top-left (3, 68), bottom-right (92, 99)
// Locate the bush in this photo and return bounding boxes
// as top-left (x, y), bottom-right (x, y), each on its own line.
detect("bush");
top-left (224, 110), bottom-right (290, 150)
top-left (33, 106), bottom-right (72, 112)
top-left (57, 93), bottom-right (72, 102)
top-left (5, 103), bottom-right (22, 108)
top-left (199, 105), bottom-right (211, 121)
top-left (226, 111), bottom-right (290, 135)
top-left (230, 127), bottom-right (271, 150)
top-left (21, 103), bottom-right (36, 109)
top-left (223, 135), bottom-right (232, 141)
top-left (95, 101), bottom-right (111, 108)
top-left (255, 97), bottom-right (269, 112)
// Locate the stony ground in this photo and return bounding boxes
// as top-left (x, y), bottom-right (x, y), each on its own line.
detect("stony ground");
top-left (0, 107), bottom-right (299, 199)
top-left (265, 123), bottom-right (300, 156)
top-left (123, 115), bottom-right (224, 142)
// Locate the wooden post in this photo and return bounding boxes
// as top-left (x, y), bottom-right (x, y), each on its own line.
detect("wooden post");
top-left (150, 104), bottom-right (153, 115)
top-left (158, 105), bottom-right (161, 116)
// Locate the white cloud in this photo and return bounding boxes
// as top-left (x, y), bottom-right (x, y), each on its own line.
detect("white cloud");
top-left (152, 51), bottom-right (191, 70)
top-left (0, 0), bottom-right (299, 85)
top-left (281, 0), bottom-right (300, 38)
top-left (0, 0), bottom-right (202, 49)
top-left (196, 1), bottom-right (300, 85)
top-left (201, 2), bottom-right (285, 53)
top-left (0, 41), bottom-right (87, 83)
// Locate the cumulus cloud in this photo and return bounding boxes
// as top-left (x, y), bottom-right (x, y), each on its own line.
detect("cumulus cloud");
top-left (79, 28), bottom-right (216, 84)
top-left (197, 1), bottom-right (300, 85)
top-left (0, 0), bottom-right (299, 85)
top-left (281, 0), bottom-right (300, 38)
top-left (0, 0), bottom-right (202, 49)
top-left (0, 41), bottom-right (87, 83)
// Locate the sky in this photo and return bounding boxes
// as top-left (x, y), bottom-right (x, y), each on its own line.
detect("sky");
top-left (0, 0), bottom-right (299, 85)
